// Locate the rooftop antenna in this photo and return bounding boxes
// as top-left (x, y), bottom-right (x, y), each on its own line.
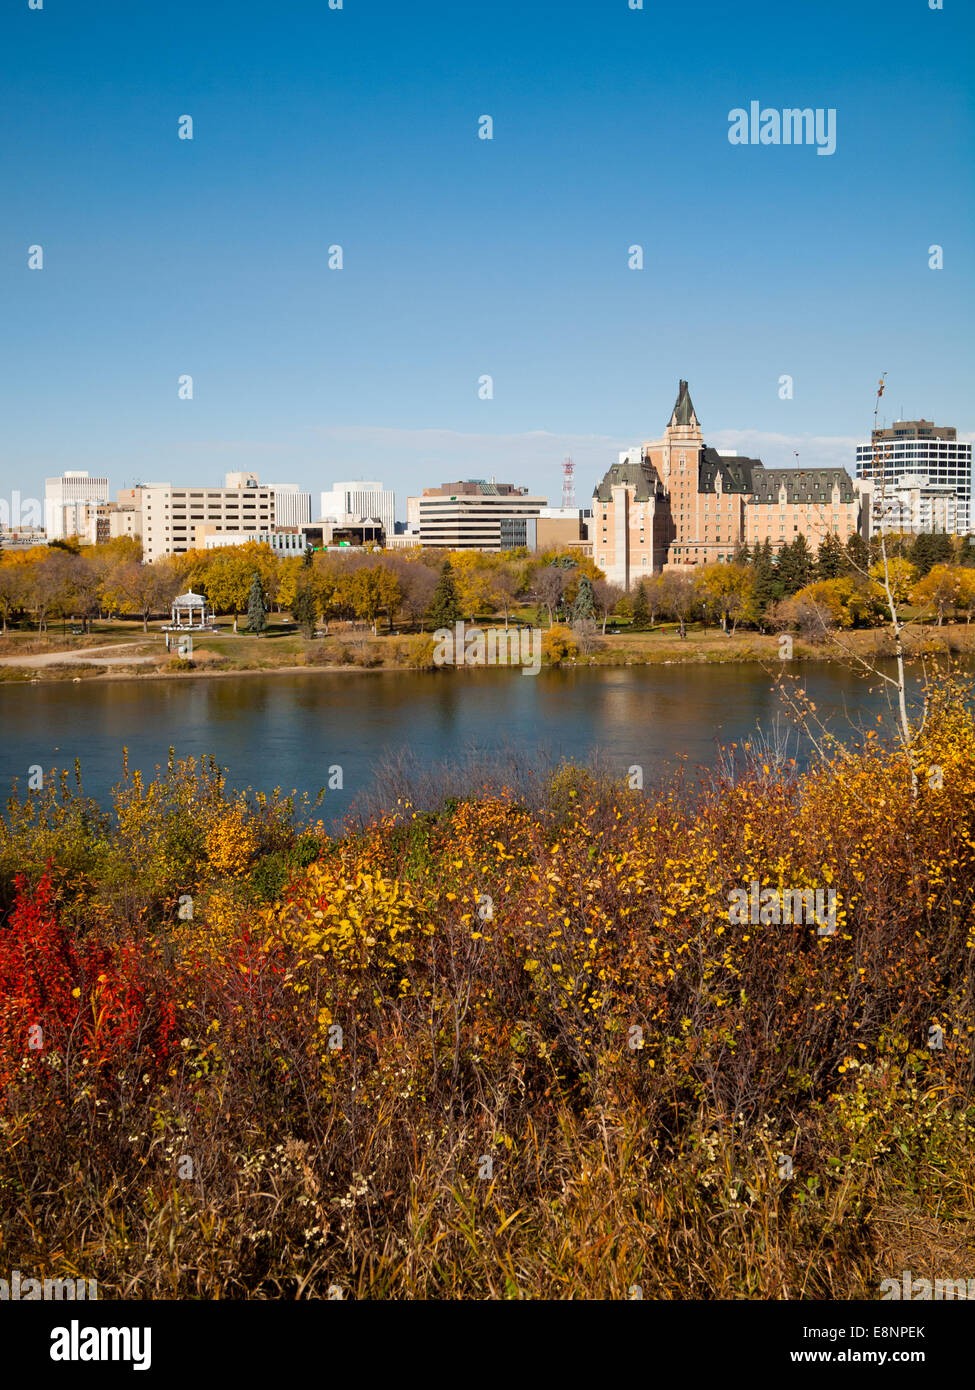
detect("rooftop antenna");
top-left (561, 456), bottom-right (575, 510)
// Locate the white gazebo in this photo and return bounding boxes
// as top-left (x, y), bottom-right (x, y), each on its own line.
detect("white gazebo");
top-left (163, 591), bottom-right (215, 650)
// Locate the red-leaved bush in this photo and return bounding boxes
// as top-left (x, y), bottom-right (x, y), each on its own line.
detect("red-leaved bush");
top-left (0, 870), bottom-right (177, 1096)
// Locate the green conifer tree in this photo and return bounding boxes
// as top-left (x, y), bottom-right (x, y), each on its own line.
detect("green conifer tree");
top-left (845, 531), bottom-right (869, 575)
top-left (779, 535), bottom-right (812, 595)
top-left (572, 573), bottom-right (596, 622)
top-left (246, 572), bottom-right (268, 635)
top-left (291, 576), bottom-right (318, 639)
top-left (630, 580), bottom-right (650, 629)
top-left (427, 560), bottom-right (462, 628)
top-left (816, 533), bottom-right (845, 580)
top-left (752, 539), bottom-right (778, 613)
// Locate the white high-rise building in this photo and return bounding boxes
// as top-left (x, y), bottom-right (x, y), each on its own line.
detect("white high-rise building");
top-left (44, 471), bottom-right (109, 539)
top-left (319, 481), bottom-right (395, 539)
top-left (269, 484), bottom-right (312, 528)
top-left (856, 419), bottom-right (973, 534)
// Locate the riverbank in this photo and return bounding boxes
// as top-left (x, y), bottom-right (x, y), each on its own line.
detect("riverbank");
top-left (2, 697), bottom-right (973, 1297)
top-left (0, 619), bottom-right (972, 683)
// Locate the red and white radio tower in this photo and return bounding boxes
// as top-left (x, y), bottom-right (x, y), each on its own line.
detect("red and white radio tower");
top-left (561, 456), bottom-right (576, 509)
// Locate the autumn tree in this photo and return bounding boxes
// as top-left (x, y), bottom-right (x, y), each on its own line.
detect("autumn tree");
top-left (291, 576), bottom-right (319, 639)
top-left (451, 552), bottom-right (496, 623)
top-left (910, 564), bottom-right (968, 626)
top-left (780, 578), bottom-right (858, 642)
top-left (490, 565), bottom-right (523, 629)
top-left (396, 560), bottom-right (438, 631)
top-left (530, 564), bottom-right (567, 627)
top-left (658, 570), bottom-right (697, 639)
top-left (195, 542), bottom-right (277, 631)
top-left (591, 578), bottom-right (623, 635)
top-left (868, 555), bottom-right (917, 605)
top-left (118, 559), bottom-right (180, 632)
top-left (350, 564), bottom-right (402, 635)
top-left (694, 563), bottom-right (755, 634)
top-left (0, 562), bottom-right (24, 633)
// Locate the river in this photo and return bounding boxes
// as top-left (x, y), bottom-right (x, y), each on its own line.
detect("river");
top-left (0, 662), bottom-right (930, 824)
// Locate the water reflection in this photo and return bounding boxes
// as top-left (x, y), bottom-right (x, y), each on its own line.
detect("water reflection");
top-left (0, 663), bottom-right (931, 822)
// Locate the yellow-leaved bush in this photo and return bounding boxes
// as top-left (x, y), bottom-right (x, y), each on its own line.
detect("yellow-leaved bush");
top-left (265, 863), bottom-right (436, 1079)
top-left (206, 802), bottom-right (260, 876)
top-left (270, 864), bottom-right (435, 976)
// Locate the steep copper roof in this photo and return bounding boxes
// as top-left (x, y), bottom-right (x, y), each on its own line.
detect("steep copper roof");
top-left (698, 448), bottom-right (763, 494)
top-left (670, 380), bottom-right (697, 427)
top-left (592, 458), bottom-right (663, 503)
top-left (745, 467), bottom-right (856, 504)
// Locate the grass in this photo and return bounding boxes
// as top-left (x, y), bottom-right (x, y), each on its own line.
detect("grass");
top-left (2, 614), bottom-right (975, 683)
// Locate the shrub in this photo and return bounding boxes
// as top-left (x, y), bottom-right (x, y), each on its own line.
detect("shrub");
top-left (1, 689), bottom-right (974, 1297)
top-left (542, 624), bottom-right (579, 665)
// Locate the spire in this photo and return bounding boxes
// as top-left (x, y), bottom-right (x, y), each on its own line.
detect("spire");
top-left (670, 379), bottom-right (697, 428)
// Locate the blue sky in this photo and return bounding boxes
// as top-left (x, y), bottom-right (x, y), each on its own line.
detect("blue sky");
top-left (2, 0), bottom-right (972, 516)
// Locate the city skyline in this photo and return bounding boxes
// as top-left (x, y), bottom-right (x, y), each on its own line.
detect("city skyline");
top-left (2, 0), bottom-right (973, 505)
top-left (16, 393), bottom-right (975, 531)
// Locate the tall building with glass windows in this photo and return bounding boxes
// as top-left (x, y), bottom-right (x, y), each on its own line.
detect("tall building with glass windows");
top-left (855, 419), bottom-right (972, 535)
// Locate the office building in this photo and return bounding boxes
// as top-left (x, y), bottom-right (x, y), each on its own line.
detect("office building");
top-left (44, 471), bottom-right (109, 539)
top-left (418, 481), bottom-right (547, 550)
top-left (872, 477), bottom-right (960, 536)
top-left (139, 473), bottom-right (276, 562)
top-left (319, 481), bottom-right (395, 539)
top-left (855, 419), bottom-right (972, 534)
top-left (268, 484), bottom-right (312, 528)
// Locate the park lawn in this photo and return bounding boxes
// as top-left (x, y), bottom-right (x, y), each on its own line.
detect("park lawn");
top-left (6, 612), bottom-right (975, 680)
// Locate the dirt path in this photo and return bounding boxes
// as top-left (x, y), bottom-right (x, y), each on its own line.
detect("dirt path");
top-left (0, 642), bottom-right (157, 668)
